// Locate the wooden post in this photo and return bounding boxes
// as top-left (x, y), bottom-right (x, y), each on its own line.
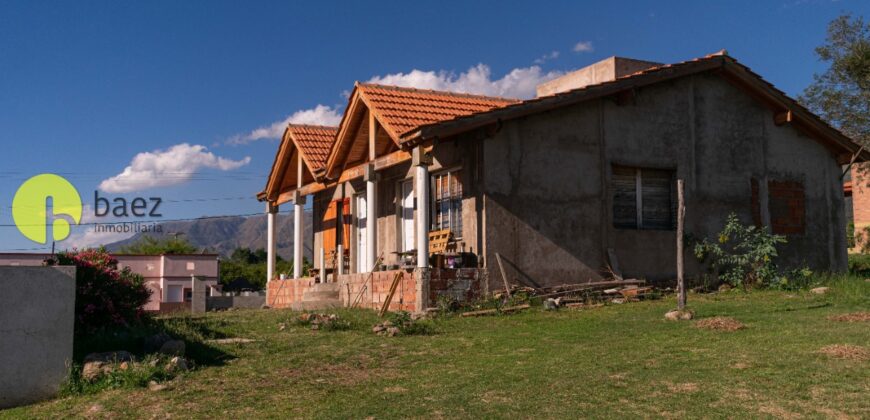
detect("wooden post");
top-left (495, 252), bottom-right (511, 300)
top-left (676, 179), bottom-right (687, 310)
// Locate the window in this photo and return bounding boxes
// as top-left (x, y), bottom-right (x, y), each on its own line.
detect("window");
top-left (612, 165), bottom-right (675, 230)
top-left (431, 170), bottom-right (463, 238)
top-left (186, 262), bottom-right (195, 271)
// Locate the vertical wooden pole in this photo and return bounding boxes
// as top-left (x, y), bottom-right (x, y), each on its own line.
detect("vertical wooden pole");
top-left (676, 179), bottom-right (686, 310)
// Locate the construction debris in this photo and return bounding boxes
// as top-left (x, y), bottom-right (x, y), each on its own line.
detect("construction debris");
top-left (461, 304), bottom-right (531, 317)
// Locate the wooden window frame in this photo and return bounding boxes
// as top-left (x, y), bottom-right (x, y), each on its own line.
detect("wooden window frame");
top-left (612, 165), bottom-right (676, 231)
top-left (430, 167), bottom-right (463, 240)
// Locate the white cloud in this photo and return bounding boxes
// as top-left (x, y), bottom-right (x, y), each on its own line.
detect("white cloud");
top-left (534, 50), bottom-right (560, 64)
top-left (230, 61), bottom-right (563, 146)
top-left (573, 41), bottom-right (594, 53)
top-left (98, 143), bottom-right (251, 193)
top-left (228, 105), bottom-right (343, 145)
top-left (366, 63), bottom-right (563, 99)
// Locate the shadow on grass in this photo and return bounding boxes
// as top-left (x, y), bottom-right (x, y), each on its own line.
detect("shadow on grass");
top-left (73, 315), bottom-right (234, 367)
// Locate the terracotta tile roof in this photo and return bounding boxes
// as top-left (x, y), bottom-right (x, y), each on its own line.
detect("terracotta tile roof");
top-left (357, 83), bottom-right (520, 139)
top-left (287, 124), bottom-right (337, 172)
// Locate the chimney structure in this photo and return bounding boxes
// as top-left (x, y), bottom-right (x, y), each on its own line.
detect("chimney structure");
top-left (536, 56), bottom-right (661, 97)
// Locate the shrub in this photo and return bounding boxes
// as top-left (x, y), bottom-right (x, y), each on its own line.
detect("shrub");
top-left (848, 253), bottom-right (870, 276)
top-left (693, 213), bottom-right (787, 289)
top-left (388, 311), bottom-right (436, 336)
top-left (53, 248), bottom-right (152, 335)
top-left (61, 354), bottom-right (172, 396)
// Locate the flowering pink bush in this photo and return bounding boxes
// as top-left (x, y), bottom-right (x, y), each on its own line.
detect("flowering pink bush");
top-left (54, 248), bottom-right (151, 334)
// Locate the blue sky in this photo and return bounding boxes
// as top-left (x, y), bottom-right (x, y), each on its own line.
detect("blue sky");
top-left (0, 0), bottom-right (867, 251)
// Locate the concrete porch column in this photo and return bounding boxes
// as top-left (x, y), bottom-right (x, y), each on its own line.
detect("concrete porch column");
top-left (266, 202), bottom-right (278, 285)
top-left (413, 146), bottom-right (430, 268)
top-left (293, 191), bottom-right (306, 279)
top-left (365, 163), bottom-right (378, 271)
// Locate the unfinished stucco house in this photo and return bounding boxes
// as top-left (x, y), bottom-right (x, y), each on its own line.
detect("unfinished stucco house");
top-left (258, 51), bottom-right (866, 312)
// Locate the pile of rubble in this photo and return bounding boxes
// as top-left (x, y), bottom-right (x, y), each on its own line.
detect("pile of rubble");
top-left (295, 312), bottom-right (345, 331)
top-left (371, 320), bottom-right (402, 337)
top-left (81, 332), bottom-right (190, 383)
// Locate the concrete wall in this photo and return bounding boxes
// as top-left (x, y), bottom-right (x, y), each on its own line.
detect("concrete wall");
top-left (481, 73), bottom-right (847, 290)
top-left (0, 266), bottom-right (76, 408)
top-left (207, 295), bottom-right (266, 310)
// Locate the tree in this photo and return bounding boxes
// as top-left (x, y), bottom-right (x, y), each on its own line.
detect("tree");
top-left (119, 235), bottom-right (199, 255)
top-left (220, 247), bottom-right (310, 291)
top-left (801, 14), bottom-right (870, 146)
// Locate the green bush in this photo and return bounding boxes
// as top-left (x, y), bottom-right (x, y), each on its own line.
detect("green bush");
top-left (694, 213), bottom-right (787, 289)
top-left (53, 248), bottom-right (151, 335)
top-left (389, 311), bottom-right (436, 336)
top-left (847, 253), bottom-right (870, 276)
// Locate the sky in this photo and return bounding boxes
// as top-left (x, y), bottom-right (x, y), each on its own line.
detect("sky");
top-left (0, 0), bottom-right (867, 252)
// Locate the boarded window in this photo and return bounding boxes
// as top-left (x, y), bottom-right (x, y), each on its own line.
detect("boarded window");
top-left (768, 180), bottom-right (805, 235)
top-left (611, 165), bottom-right (675, 230)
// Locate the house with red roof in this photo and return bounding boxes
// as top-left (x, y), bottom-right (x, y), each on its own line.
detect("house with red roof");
top-left (259, 52), bottom-right (866, 312)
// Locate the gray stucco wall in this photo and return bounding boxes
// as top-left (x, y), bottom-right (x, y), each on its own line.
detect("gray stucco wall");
top-left (481, 73), bottom-right (847, 290)
top-left (0, 266), bottom-right (76, 408)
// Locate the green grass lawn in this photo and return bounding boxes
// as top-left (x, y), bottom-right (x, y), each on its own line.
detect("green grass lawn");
top-left (3, 279), bottom-right (869, 419)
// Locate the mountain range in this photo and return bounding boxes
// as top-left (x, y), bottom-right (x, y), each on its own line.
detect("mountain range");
top-left (105, 211), bottom-right (313, 260)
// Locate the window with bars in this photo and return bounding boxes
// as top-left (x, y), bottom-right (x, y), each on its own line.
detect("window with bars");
top-left (612, 165), bottom-right (676, 230)
top-left (431, 170), bottom-right (463, 239)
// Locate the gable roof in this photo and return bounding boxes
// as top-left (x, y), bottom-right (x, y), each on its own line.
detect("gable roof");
top-left (400, 51), bottom-right (868, 162)
top-left (289, 124), bottom-right (337, 173)
top-left (259, 124), bottom-right (337, 202)
top-left (357, 83), bottom-right (521, 139)
top-left (323, 83), bottom-right (519, 178)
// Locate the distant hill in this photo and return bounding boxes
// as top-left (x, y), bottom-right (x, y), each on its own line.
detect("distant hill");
top-left (105, 211), bottom-right (313, 260)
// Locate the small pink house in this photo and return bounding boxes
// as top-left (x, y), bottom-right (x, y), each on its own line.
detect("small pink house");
top-left (116, 254), bottom-right (220, 311)
top-left (0, 252), bottom-right (220, 312)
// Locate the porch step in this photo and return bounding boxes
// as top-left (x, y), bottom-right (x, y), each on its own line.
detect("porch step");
top-left (290, 300), bottom-right (343, 311)
top-left (308, 282), bottom-right (341, 293)
top-left (295, 282), bottom-right (342, 311)
top-left (303, 291), bottom-right (340, 301)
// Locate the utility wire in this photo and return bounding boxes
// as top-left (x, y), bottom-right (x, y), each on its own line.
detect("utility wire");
top-left (0, 209), bottom-right (300, 227)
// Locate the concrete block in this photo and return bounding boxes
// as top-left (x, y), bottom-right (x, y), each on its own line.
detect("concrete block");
top-left (0, 266), bottom-right (76, 408)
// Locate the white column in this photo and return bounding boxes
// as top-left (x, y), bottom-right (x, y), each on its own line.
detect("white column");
top-left (293, 192), bottom-right (305, 279)
top-left (266, 203), bottom-right (278, 284)
top-left (319, 247), bottom-right (326, 283)
top-left (414, 147), bottom-right (430, 268)
top-left (365, 164), bottom-right (378, 271)
top-left (337, 244), bottom-right (344, 275)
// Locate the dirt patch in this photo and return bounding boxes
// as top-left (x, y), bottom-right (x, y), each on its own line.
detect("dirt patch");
top-left (694, 316), bottom-right (745, 331)
top-left (731, 362), bottom-right (750, 370)
top-left (818, 344), bottom-right (870, 361)
top-left (383, 386), bottom-right (407, 393)
top-left (828, 312), bottom-right (870, 322)
top-left (666, 382), bottom-right (699, 394)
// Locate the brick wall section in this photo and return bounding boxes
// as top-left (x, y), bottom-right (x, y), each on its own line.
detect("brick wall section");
top-left (267, 277), bottom-right (315, 308)
top-left (768, 180), bottom-right (806, 235)
top-left (337, 270), bottom-right (417, 312)
top-left (428, 268), bottom-right (484, 307)
top-left (852, 164), bottom-right (870, 228)
top-left (263, 269), bottom-right (484, 312)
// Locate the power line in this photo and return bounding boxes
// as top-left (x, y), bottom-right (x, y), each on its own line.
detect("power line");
top-left (0, 209), bottom-right (298, 227)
